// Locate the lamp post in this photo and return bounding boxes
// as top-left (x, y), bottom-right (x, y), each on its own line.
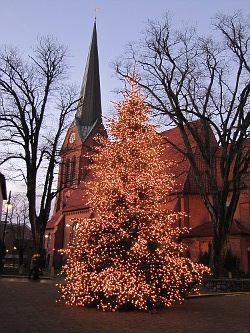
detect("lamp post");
top-left (0, 191), bottom-right (12, 270)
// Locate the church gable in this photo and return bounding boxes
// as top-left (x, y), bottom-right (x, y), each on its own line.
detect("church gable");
top-left (61, 125), bottom-right (82, 156)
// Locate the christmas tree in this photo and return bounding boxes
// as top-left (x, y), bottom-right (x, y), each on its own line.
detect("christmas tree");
top-left (58, 77), bottom-right (209, 311)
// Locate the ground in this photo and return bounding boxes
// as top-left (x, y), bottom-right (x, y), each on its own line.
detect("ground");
top-left (0, 276), bottom-right (250, 333)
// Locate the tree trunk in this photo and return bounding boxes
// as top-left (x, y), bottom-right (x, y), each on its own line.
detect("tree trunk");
top-left (18, 250), bottom-right (24, 266)
top-left (211, 228), bottom-right (228, 277)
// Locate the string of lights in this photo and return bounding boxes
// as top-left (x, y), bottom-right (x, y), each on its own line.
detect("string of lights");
top-left (57, 77), bottom-right (209, 311)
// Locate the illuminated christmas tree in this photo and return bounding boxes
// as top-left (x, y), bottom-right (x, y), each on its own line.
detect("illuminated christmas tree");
top-left (58, 77), bottom-right (209, 311)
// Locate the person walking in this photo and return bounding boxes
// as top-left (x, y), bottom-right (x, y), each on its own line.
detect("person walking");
top-left (28, 254), bottom-right (40, 280)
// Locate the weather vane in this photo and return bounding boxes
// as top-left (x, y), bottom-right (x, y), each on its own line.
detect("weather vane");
top-left (94, 7), bottom-right (100, 20)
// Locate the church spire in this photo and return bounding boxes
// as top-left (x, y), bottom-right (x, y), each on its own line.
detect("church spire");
top-left (75, 21), bottom-right (102, 140)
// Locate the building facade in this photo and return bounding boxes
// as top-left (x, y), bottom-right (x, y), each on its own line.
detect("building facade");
top-left (160, 124), bottom-right (250, 274)
top-left (45, 23), bottom-right (250, 274)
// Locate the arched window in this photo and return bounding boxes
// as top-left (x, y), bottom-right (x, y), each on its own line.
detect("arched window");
top-left (71, 156), bottom-right (76, 184)
top-left (70, 222), bottom-right (79, 241)
top-left (64, 159), bottom-right (70, 186)
top-left (79, 155), bottom-right (88, 180)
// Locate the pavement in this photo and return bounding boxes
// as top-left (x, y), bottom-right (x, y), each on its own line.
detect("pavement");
top-left (0, 276), bottom-right (250, 333)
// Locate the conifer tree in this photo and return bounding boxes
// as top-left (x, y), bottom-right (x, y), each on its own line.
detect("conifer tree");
top-left (58, 77), bottom-right (209, 311)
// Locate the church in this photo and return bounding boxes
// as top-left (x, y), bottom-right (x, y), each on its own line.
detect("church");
top-left (45, 22), bottom-right (250, 275)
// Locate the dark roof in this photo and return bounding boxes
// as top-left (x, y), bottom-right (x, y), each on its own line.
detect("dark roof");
top-left (8, 223), bottom-right (32, 239)
top-left (160, 120), bottom-right (220, 194)
top-left (0, 172), bottom-right (7, 200)
top-left (75, 21), bottom-right (102, 142)
top-left (182, 220), bottom-right (250, 238)
top-left (46, 211), bottom-right (64, 229)
top-left (1, 223), bottom-right (32, 239)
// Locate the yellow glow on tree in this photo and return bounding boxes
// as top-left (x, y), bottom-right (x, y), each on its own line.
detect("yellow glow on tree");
top-left (58, 77), bottom-right (209, 311)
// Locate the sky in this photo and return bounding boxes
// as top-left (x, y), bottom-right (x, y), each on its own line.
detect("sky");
top-left (0, 0), bottom-right (250, 195)
top-left (1, 0), bottom-right (250, 117)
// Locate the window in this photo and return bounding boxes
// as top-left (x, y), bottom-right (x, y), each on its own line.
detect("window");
top-left (64, 159), bottom-right (70, 186)
top-left (70, 222), bottom-right (79, 241)
top-left (69, 132), bottom-right (76, 143)
top-left (71, 156), bottom-right (76, 184)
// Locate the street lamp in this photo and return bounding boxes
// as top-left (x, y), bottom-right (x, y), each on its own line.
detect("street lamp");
top-left (0, 191), bottom-right (13, 270)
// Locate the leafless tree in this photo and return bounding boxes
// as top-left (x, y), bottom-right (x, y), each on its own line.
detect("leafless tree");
top-left (114, 11), bottom-right (250, 276)
top-left (7, 193), bottom-right (32, 267)
top-left (0, 36), bottom-right (79, 252)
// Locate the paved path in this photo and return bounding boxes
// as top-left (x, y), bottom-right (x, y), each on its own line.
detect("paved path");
top-left (0, 277), bottom-right (250, 333)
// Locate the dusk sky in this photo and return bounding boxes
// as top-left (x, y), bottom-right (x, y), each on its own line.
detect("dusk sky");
top-left (1, 0), bottom-right (250, 118)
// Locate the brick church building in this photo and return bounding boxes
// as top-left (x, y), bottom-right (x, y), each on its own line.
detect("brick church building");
top-left (45, 22), bottom-right (250, 274)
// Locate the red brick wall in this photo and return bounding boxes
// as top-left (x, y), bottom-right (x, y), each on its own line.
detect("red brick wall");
top-left (188, 195), bottom-right (210, 229)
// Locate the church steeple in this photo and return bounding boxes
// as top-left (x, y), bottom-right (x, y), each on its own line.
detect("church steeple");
top-left (75, 21), bottom-right (102, 141)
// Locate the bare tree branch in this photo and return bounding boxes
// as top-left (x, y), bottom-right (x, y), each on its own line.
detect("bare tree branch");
top-left (114, 11), bottom-right (250, 276)
top-left (0, 36), bottom-right (79, 251)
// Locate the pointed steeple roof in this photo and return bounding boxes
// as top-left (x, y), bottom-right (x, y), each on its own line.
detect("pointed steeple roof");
top-left (75, 21), bottom-right (102, 141)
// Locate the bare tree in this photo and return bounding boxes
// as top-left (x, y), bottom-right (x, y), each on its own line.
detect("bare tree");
top-left (114, 11), bottom-right (250, 276)
top-left (0, 36), bottom-right (79, 252)
top-left (7, 193), bottom-right (32, 267)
